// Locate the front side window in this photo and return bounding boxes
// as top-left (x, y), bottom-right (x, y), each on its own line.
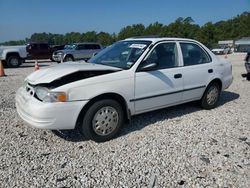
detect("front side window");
top-left (65, 44), bottom-right (77, 50)
top-left (77, 44), bottom-right (86, 50)
top-left (180, 42), bottom-right (211, 66)
top-left (145, 42), bottom-right (179, 69)
top-left (89, 40), bottom-right (151, 69)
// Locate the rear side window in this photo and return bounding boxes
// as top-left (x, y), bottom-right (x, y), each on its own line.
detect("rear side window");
top-left (180, 43), bottom-right (211, 66)
top-left (85, 44), bottom-right (100, 49)
top-left (77, 44), bottom-right (86, 50)
top-left (93, 44), bottom-right (101, 49)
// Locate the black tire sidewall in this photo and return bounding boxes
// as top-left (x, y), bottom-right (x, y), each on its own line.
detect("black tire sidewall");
top-left (80, 99), bottom-right (124, 142)
top-left (247, 73), bottom-right (250, 81)
top-left (7, 55), bottom-right (21, 68)
top-left (201, 82), bottom-right (221, 110)
top-left (64, 55), bottom-right (73, 62)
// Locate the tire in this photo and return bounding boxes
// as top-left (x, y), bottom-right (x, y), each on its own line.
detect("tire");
top-left (63, 55), bottom-right (74, 62)
top-left (201, 82), bottom-right (221, 110)
top-left (6, 55), bottom-right (21, 68)
top-left (247, 73), bottom-right (250, 81)
top-left (80, 99), bottom-right (124, 142)
top-left (50, 58), bottom-right (55, 62)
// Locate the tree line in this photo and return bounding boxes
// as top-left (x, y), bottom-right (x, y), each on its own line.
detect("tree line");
top-left (1, 12), bottom-right (250, 48)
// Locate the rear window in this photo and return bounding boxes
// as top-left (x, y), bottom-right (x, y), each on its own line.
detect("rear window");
top-left (40, 44), bottom-right (48, 50)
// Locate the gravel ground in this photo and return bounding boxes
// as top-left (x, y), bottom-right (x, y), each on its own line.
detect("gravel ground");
top-left (0, 55), bottom-right (249, 187)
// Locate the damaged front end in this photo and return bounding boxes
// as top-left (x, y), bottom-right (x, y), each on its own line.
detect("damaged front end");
top-left (24, 67), bottom-right (120, 103)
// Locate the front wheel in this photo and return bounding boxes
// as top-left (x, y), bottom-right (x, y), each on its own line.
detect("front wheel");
top-left (80, 99), bottom-right (124, 142)
top-left (247, 73), bottom-right (250, 81)
top-left (7, 55), bottom-right (21, 68)
top-left (63, 55), bottom-right (74, 62)
top-left (201, 82), bottom-right (221, 109)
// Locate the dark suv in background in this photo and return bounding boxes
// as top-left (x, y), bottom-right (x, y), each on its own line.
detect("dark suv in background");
top-left (26, 43), bottom-right (65, 60)
top-left (245, 52), bottom-right (250, 80)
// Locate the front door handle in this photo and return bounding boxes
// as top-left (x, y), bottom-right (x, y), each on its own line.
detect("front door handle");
top-left (208, 69), bottom-right (213, 73)
top-left (174, 73), bottom-right (182, 79)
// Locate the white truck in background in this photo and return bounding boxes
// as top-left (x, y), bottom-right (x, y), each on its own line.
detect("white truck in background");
top-left (0, 45), bottom-right (27, 68)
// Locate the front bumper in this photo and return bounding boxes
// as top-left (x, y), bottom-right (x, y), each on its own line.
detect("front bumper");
top-left (16, 87), bottom-right (88, 130)
top-left (245, 63), bottom-right (250, 73)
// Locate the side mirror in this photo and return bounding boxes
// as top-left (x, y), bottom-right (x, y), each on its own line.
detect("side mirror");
top-left (138, 60), bottom-right (158, 71)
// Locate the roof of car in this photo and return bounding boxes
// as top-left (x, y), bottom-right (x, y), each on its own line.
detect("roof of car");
top-left (124, 37), bottom-right (197, 43)
top-left (72, 42), bottom-right (101, 45)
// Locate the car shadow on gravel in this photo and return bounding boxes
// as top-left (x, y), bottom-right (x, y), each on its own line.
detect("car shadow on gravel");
top-left (120, 90), bottom-right (239, 137)
top-left (51, 91), bottom-right (239, 142)
top-left (51, 127), bottom-right (87, 142)
top-left (217, 91), bottom-right (240, 106)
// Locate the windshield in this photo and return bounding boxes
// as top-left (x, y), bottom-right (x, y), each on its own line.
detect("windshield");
top-left (89, 40), bottom-right (151, 69)
top-left (64, 44), bottom-right (77, 50)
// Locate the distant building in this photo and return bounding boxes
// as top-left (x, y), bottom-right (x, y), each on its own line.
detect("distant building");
top-left (218, 40), bottom-right (234, 48)
top-left (235, 37), bottom-right (250, 52)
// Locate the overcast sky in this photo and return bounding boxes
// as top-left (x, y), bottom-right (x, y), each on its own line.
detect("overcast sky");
top-left (0, 0), bottom-right (249, 42)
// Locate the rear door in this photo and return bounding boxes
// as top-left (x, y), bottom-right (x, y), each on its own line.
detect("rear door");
top-left (82, 44), bottom-right (96, 59)
top-left (179, 42), bottom-right (213, 102)
top-left (134, 42), bottom-right (183, 113)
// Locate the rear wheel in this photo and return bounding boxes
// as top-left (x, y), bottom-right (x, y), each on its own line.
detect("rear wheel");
top-left (7, 55), bottom-right (21, 68)
top-left (247, 73), bottom-right (250, 81)
top-left (80, 99), bottom-right (124, 142)
top-left (201, 82), bottom-right (221, 109)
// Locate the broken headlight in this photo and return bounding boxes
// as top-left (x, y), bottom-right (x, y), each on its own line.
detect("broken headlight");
top-left (35, 86), bottom-right (67, 103)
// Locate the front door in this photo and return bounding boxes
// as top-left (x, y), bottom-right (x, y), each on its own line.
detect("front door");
top-left (134, 42), bottom-right (183, 113)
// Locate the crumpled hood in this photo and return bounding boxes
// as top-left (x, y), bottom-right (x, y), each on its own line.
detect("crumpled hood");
top-left (27, 62), bottom-right (121, 85)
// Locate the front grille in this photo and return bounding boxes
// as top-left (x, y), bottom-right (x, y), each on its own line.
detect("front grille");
top-left (25, 84), bottom-right (35, 96)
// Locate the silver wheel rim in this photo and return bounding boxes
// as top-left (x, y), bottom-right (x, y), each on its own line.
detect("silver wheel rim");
top-left (10, 58), bottom-right (19, 66)
top-left (206, 86), bottom-right (219, 105)
top-left (92, 106), bottom-right (119, 136)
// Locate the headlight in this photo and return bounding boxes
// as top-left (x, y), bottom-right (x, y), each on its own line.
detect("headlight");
top-left (35, 86), bottom-right (67, 103)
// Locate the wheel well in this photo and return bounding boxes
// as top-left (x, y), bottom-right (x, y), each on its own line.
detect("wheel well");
top-left (75, 93), bottom-right (130, 129)
top-left (64, 54), bottom-right (74, 60)
top-left (6, 52), bottom-right (20, 60)
top-left (209, 78), bottom-right (222, 91)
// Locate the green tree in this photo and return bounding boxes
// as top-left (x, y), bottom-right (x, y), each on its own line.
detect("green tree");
top-left (118, 24), bottom-right (145, 40)
top-left (97, 32), bottom-right (115, 46)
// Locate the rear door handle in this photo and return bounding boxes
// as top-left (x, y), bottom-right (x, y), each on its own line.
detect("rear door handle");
top-left (174, 73), bottom-right (182, 79)
top-left (208, 69), bottom-right (213, 73)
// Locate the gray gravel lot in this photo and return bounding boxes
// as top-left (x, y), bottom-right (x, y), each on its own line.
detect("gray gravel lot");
top-left (0, 55), bottom-right (250, 187)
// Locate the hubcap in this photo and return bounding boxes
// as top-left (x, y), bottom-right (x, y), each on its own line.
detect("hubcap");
top-left (10, 58), bottom-right (19, 66)
top-left (206, 86), bottom-right (219, 105)
top-left (92, 106), bottom-right (119, 136)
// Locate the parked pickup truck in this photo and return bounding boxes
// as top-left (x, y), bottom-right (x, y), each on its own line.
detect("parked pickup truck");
top-left (52, 43), bottom-right (102, 62)
top-left (0, 45), bottom-right (27, 68)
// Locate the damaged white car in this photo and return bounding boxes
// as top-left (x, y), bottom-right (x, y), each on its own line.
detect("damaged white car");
top-left (16, 38), bottom-right (233, 142)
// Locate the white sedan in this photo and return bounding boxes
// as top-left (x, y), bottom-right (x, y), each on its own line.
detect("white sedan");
top-left (16, 38), bottom-right (233, 142)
